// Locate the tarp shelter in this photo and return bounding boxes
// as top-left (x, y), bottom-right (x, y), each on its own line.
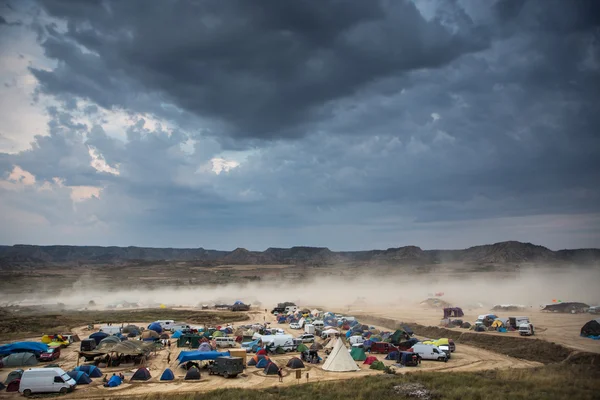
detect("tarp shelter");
top-left (350, 347), bottom-right (367, 361)
top-left (1, 352), bottom-right (38, 367)
top-left (264, 362), bottom-right (280, 375)
top-left (370, 360), bottom-right (385, 370)
top-left (108, 375), bottom-right (122, 387)
top-left (443, 307), bottom-right (465, 318)
top-left (256, 357), bottom-right (270, 368)
top-left (286, 357), bottom-right (305, 369)
top-left (4, 369), bottom-right (23, 384)
top-left (160, 368), bottom-right (175, 381)
top-left (172, 330), bottom-right (183, 339)
top-left (74, 365), bottom-right (103, 378)
top-left (67, 371), bottom-right (92, 384)
top-left (363, 356), bottom-right (378, 365)
top-left (322, 339), bottom-right (360, 372)
top-left (184, 367), bottom-right (201, 380)
top-left (581, 319), bottom-right (600, 337)
top-left (0, 342), bottom-right (48, 356)
top-left (148, 322), bottom-right (163, 334)
top-left (178, 334), bottom-right (202, 348)
top-left (89, 332), bottom-right (109, 345)
top-left (41, 335), bottom-right (68, 346)
top-left (323, 328), bottom-right (339, 336)
top-left (131, 367), bottom-right (152, 381)
top-left (177, 351), bottom-right (230, 364)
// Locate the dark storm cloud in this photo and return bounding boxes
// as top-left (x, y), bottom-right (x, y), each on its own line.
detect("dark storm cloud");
top-left (30, 0), bottom-right (489, 140)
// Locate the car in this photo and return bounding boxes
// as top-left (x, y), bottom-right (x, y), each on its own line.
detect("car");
top-left (39, 347), bottom-right (61, 362)
top-left (290, 322), bottom-right (301, 329)
top-left (297, 334), bottom-right (315, 343)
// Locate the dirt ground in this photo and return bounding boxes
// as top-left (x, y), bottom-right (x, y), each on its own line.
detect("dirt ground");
top-left (0, 309), bottom-right (544, 399)
top-left (346, 305), bottom-right (600, 354)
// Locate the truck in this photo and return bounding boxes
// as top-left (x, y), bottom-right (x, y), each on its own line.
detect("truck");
top-left (207, 356), bottom-right (244, 378)
top-left (271, 302), bottom-right (296, 314)
top-left (519, 323), bottom-right (535, 336)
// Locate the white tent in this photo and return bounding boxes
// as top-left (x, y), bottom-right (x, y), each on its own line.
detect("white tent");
top-left (323, 328), bottom-right (339, 335)
top-left (322, 339), bottom-right (360, 372)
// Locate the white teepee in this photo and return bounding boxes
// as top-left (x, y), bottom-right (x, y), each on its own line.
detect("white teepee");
top-left (322, 338), bottom-right (360, 372)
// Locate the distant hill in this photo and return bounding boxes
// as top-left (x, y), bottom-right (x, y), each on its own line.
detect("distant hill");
top-left (0, 241), bottom-right (598, 267)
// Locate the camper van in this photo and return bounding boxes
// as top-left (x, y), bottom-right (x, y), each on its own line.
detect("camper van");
top-left (260, 334), bottom-right (295, 352)
top-left (19, 367), bottom-right (76, 396)
top-left (411, 344), bottom-right (448, 362)
top-left (215, 337), bottom-right (237, 348)
top-left (313, 320), bottom-right (324, 329)
top-left (156, 320), bottom-right (175, 331)
top-left (99, 326), bottom-right (121, 335)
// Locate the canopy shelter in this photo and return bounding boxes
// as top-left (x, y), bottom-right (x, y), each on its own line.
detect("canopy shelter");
top-left (79, 340), bottom-right (154, 358)
top-left (177, 350), bottom-right (230, 364)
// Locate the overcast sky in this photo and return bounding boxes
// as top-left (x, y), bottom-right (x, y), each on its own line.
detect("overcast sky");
top-left (0, 0), bottom-right (599, 251)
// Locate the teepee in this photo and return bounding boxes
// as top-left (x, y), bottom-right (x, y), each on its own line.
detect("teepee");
top-left (322, 338), bottom-right (360, 372)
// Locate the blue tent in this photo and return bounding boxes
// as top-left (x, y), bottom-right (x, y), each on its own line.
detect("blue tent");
top-left (0, 342), bottom-right (48, 356)
top-left (148, 322), bottom-right (163, 334)
top-left (172, 330), bottom-right (183, 339)
top-left (177, 351), bottom-right (230, 364)
top-left (256, 357), bottom-right (270, 368)
top-left (67, 371), bottom-right (92, 385)
top-left (74, 365), bottom-right (102, 378)
top-left (345, 331), bottom-right (352, 338)
top-left (108, 375), bottom-right (122, 387)
top-left (160, 368), bottom-right (175, 381)
top-left (385, 351), bottom-right (399, 361)
top-left (234, 300), bottom-right (244, 305)
top-left (89, 332), bottom-right (109, 345)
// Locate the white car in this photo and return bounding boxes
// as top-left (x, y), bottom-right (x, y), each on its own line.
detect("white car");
top-left (297, 334), bottom-right (315, 343)
top-left (290, 322), bottom-right (301, 329)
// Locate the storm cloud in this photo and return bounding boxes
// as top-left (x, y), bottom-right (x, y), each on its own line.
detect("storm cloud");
top-left (0, 0), bottom-right (599, 250)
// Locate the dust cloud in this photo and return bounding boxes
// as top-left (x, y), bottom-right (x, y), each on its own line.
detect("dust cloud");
top-left (5, 266), bottom-right (599, 310)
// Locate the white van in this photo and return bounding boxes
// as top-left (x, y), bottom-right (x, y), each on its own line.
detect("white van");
top-left (170, 323), bottom-right (191, 332)
top-left (260, 334), bottom-right (295, 352)
top-left (411, 344), bottom-right (448, 362)
top-left (19, 367), bottom-right (76, 396)
top-left (156, 320), bottom-right (175, 330)
top-left (349, 336), bottom-right (365, 346)
top-left (215, 337), bottom-right (237, 348)
top-left (99, 326), bottom-right (121, 335)
top-left (285, 306), bottom-right (298, 313)
top-left (313, 320), bottom-right (324, 329)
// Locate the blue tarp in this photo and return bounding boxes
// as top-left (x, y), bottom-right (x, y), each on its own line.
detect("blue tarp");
top-left (160, 368), bottom-right (175, 381)
top-left (177, 351), bottom-right (230, 364)
top-left (242, 339), bottom-right (259, 349)
top-left (108, 375), bottom-right (122, 387)
top-left (0, 342), bottom-right (48, 356)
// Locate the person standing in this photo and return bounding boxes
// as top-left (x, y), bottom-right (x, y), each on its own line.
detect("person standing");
top-left (277, 367), bottom-right (283, 383)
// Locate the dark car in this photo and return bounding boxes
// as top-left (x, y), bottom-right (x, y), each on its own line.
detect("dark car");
top-left (370, 342), bottom-right (399, 354)
top-left (80, 339), bottom-right (96, 352)
top-left (398, 351), bottom-right (420, 367)
top-left (39, 347), bottom-right (61, 361)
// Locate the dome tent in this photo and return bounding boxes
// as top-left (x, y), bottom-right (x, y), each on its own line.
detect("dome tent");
top-left (74, 365), bottom-right (102, 378)
top-left (256, 357), bottom-right (270, 368)
top-left (286, 357), bottom-right (305, 369)
top-left (131, 367), bottom-right (152, 381)
top-left (89, 332), bottom-right (109, 345)
top-left (581, 319), bottom-right (600, 337)
top-left (148, 322), bottom-right (162, 334)
top-left (67, 371), bottom-right (92, 384)
top-left (363, 356), bottom-right (378, 365)
top-left (160, 368), bottom-right (175, 381)
top-left (350, 347), bottom-right (367, 361)
top-left (184, 367), bottom-right (201, 380)
top-left (4, 369), bottom-right (23, 385)
top-left (264, 362), bottom-right (280, 375)
top-left (1, 352), bottom-right (37, 367)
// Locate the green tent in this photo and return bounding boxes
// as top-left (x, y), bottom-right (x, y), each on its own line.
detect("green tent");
top-left (350, 347), bottom-right (366, 361)
top-left (370, 360), bottom-right (385, 370)
top-left (177, 334), bottom-right (202, 348)
top-left (391, 329), bottom-right (405, 344)
top-left (297, 343), bottom-right (309, 353)
top-left (275, 346), bottom-right (286, 354)
top-left (212, 331), bottom-right (224, 338)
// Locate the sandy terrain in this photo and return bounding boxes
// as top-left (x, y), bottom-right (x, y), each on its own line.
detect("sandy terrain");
top-left (0, 308), bottom-right (545, 399)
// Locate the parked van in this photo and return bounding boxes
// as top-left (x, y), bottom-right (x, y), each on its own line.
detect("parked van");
top-left (156, 320), bottom-right (175, 331)
top-left (19, 367), bottom-right (76, 396)
top-left (411, 344), bottom-right (448, 362)
top-left (349, 336), bottom-right (365, 346)
top-left (80, 339), bottom-right (96, 352)
top-left (215, 337), bottom-right (237, 348)
top-left (313, 320), bottom-right (324, 329)
top-left (260, 334), bottom-right (295, 352)
top-left (170, 323), bottom-right (191, 332)
top-left (519, 323), bottom-right (535, 336)
top-left (99, 326), bottom-right (121, 335)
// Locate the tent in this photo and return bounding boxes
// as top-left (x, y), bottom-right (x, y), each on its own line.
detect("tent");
top-left (0, 342), bottom-right (48, 356)
top-left (581, 319), bottom-right (600, 337)
top-left (256, 357), bottom-right (271, 368)
top-left (249, 354), bottom-right (269, 366)
top-left (310, 342), bottom-right (323, 350)
top-left (178, 334), bottom-right (202, 348)
top-left (297, 343), bottom-right (309, 353)
top-left (363, 356), bottom-right (378, 365)
top-left (264, 362), bottom-right (280, 375)
top-left (41, 335), bottom-right (68, 345)
top-left (177, 351), bottom-right (230, 364)
top-left (148, 322), bottom-right (163, 334)
top-left (274, 346), bottom-right (286, 354)
top-left (198, 342), bottom-right (212, 352)
top-left (369, 360), bottom-right (386, 370)
top-left (2, 352), bottom-right (38, 367)
top-left (160, 368), bottom-right (175, 381)
top-left (184, 367), bottom-right (201, 380)
top-left (172, 330), bottom-right (183, 339)
top-left (131, 367), bottom-right (152, 381)
top-left (67, 371), bottom-right (92, 385)
top-left (322, 339), bottom-right (360, 372)
top-left (323, 328), bottom-right (339, 336)
top-left (461, 322), bottom-right (472, 329)
top-left (491, 319), bottom-right (504, 329)
top-left (142, 330), bottom-right (160, 341)
top-left (402, 325), bottom-right (414, 336)
top-left (6, 380), bottom-right (20, 392)
top-left (122, 325), bottom-right (139, 334)
top-left (212, 331), bottom-right (224, 338)
top-left (286, 357), bottom-right (305, 369)
top-left (4, 369), bottom-right (23, 385)
top-left (385, 351), bottom-right (399, 361)
top-left (89, 332), bottom-right (109, 345)
top-left (74, 365), bottom-right (103, 378)
top-left (256, 348), bottom-right (267, 355)
top-left (350, 347), bottom-right (367, 361)
top-left (100, 335), bottom-right (121, 346)
top-left (160, 333), bottom-right (170, 339)
top-left (443, 307), bottom-right (465, 318)
top-left (108, 375), bottom-right (122, 387)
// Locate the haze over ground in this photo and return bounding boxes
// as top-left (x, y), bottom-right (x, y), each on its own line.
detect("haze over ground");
top-left (0, 0), bottom-right (599, 250)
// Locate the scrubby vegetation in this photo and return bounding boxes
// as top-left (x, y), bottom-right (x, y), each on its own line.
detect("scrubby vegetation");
top-left (137, 365), bottom-right (599, 400)
top-left (0, 308), bottom-right (248, 340)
